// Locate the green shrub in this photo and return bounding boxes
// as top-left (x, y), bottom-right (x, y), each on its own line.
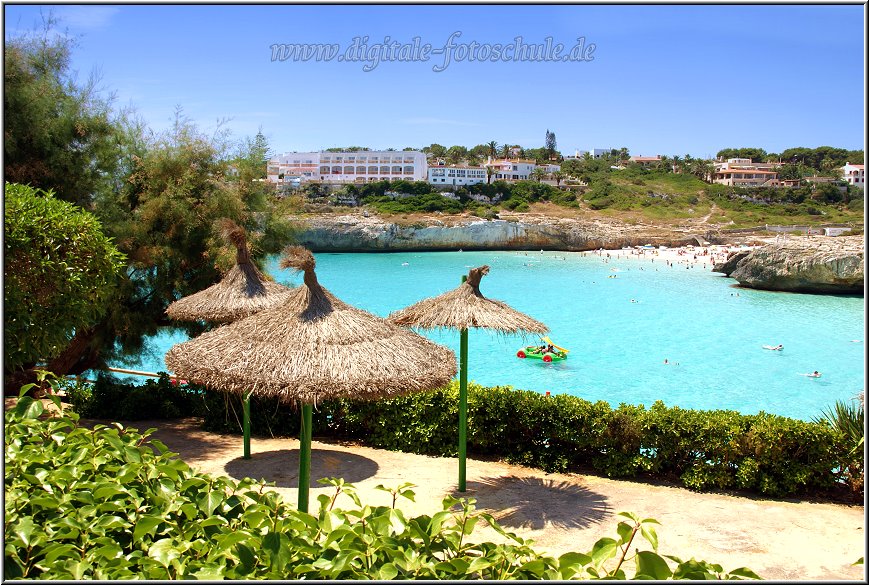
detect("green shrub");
top-left (4, 387), bottom-right (760, 580)
top-left (3, 183), bottom-right (126, 371)
top-left (201, 381), bottom-right (851, 498)
top-left (63, 373), bottom-right (206, 420)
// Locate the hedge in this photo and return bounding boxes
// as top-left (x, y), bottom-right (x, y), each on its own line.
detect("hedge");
top-left (196, 381), bottom-right (857, 499)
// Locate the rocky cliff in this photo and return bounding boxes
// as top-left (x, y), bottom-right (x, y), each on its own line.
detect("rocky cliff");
top-left (292, 213), bottom-right (708, 252)
top-left (714, 236), bottom-right (864, 295)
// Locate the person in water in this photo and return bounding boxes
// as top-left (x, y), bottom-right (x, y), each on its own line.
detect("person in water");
top-left (807, 371), bottom-right (821, 378)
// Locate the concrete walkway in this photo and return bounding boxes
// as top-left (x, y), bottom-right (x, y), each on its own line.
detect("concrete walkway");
top-left (122, 417), bottom-right (864, 581)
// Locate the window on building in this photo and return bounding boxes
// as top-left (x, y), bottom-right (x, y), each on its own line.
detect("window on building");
top-left (404, 166), bottom-right (413, 174)
top-left (356, 166), bottom-right (366, 174)
top-left (380, 166), bottom-right (390, 174)
top-left (392, 166), bottom-right (402, 174)
top-left (344, 166), bottom-right (354, 174)
top-left (332, 166), bottom-right (341, 174)
top-left (319, 166), bottom-right (330, 174)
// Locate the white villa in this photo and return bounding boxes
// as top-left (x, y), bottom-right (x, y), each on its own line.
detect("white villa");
top-left (841, 162), bottom-right (864, 187)
top-left (267, 151), bottom-right (428, 185)
top-left (712, 158), bottom-right (779, 187)
top-left (483, 159), bottom-right (536, 181)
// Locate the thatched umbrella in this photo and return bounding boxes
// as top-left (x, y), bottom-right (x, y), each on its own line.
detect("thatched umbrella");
top-left (388, 265), bottom-right (549, 491)
top-left (166, 246), bottom-right (457, 512)
top-left (165, 219), bottom-right (294, 459)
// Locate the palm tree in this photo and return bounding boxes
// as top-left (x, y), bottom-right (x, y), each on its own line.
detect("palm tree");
top-left (485, 166), bottom-right (496, 184)
top-left (530, 168), bottom-right (547, 182)
top-left (671, 155), bottom-right (682, 174)
top-left (552, 170), bottom-right (566, 186)
top-left (486, 141), bottom-right (498, 159)
top-left (500, 144), bottom-right (510, 159)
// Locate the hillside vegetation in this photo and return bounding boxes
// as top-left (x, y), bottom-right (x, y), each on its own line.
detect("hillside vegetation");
top-left (287, 170), bottom-right (864, 230)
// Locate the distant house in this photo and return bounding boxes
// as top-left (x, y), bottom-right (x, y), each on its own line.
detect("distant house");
top-left (712, 158), bottom-right (779, 187)
top-left (590, 148), bottom-right (612, 159)
top-left (483, 158), bottom-right (536, 181)
top-left (428, 165), bottom-right (488, 186)
top-left (841, 162), bottom-right (864, 187)
top-left (563, 150), bottom-right (589, 160)
top-left (629, 155), bottom-right (662, 167)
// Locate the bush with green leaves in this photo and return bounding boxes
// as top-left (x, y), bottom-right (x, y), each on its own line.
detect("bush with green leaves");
top-left (4, 385), bottom-right (759, 580)
top-left (3, 183), bottom-right (126, 372)
top-left (62, 373), bottom-right (207, 421)
top-left (201, 380), bottom-right (857, 499)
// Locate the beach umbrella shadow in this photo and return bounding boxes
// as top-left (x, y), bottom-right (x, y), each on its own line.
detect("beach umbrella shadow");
top-left (225, 447), bottom-right (379, 488)
top-left (463, 475), bottom-right (610, 530)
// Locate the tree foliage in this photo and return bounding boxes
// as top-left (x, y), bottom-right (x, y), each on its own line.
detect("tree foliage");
top-left (3, 183), bottom-right (125, 372)
top-left (82, 115), bottom-right (292, 370)
top-left (3, 20), bottom-right (125, 207)
top-left (545, 129), bottom-right (557, 160)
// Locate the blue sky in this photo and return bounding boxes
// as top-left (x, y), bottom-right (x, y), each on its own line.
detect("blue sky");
top-left (4, 4), bottom-right (865, 158)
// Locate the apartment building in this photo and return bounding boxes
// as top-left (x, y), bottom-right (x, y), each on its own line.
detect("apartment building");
top-left (428, 166), bottom-right (488, 186)
top-left (267, 150), bottom-right (428, 185)
top-left (841, 162), bottom-right (864, 187)
top-left (712, 158), bottom-right (779, 187)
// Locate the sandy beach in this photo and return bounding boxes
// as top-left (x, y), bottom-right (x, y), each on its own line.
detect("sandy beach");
top-left (104, 416), bottom-right (868, 581)
top-left (578, 243), bottom-right (753, 271)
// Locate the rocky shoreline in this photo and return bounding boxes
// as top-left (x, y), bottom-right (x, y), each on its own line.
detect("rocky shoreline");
top-left (712, 235), bottom-right (864, 295)
top-left (291, 212), bottom-right (759, 252)
top-left (288, 212), bottom-right (863, 295)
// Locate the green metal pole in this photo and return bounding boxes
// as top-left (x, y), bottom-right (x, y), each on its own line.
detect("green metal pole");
top-left (459, 275), bottom-right (469, 492)
top-left (298, 403), bottom-right (313, 513)
top-left (242, 392), bottom-right (251, 459)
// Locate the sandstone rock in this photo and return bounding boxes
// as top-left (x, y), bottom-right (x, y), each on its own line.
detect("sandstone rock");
top-left (292, 213), bottom-right (697, 252)
top-left (727, 236), bottom-right (864, 294)
top-left (712, 250), bottom-right (751, 276)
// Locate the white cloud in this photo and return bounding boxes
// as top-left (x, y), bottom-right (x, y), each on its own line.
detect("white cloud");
top-left (55, 6), bottom-right (119, 30)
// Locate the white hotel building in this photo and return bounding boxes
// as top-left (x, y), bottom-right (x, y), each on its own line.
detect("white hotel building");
top-left (267, 151), bottom-right (428, 185)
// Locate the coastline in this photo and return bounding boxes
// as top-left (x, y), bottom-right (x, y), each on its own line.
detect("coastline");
top-left (576, 244), bottom-right (750, 270)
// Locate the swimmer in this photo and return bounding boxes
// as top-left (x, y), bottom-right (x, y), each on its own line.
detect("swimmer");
top-left (801, 371), bottom-right (822, 378)
top-left (763, 344), bottom-right (783, 351)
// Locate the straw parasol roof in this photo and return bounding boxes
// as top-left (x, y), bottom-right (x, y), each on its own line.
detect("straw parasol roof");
top-left (165, 246), bottom-right (457, 404)
top-left (165, 219), bottom-right (295, 323)
top-left (387, 265), bottom-right (549, 334)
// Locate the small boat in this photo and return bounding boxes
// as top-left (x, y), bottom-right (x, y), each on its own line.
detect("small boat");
top-left (516, 337), bottom-right (569, 363)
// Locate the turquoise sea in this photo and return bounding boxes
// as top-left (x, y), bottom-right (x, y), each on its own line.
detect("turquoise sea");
top-left (117, 251), bottom-right (865, 422)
